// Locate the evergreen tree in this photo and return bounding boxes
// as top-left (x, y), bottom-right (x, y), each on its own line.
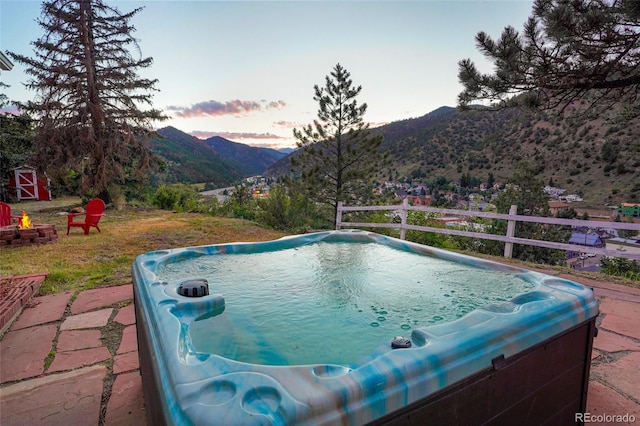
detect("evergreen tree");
top-left (9, 0), bottom-right (166, 200)
top-left (482, 161), bottom-right (569, 265)
top-left (0, 86), bottom-right (35, 201)
top-left (291, 63), bottom-right (387, 227)
top-left (458, 0), bottom-right (640, 113)
top-left (487, 172), bottom-right (495, 189)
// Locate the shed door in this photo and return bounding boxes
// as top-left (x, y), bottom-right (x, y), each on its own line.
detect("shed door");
top-left (14, 169), bottom-right (39, 200)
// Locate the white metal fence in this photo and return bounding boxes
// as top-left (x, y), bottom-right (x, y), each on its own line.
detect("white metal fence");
top-left (336, 199), bottom-right (640, 261)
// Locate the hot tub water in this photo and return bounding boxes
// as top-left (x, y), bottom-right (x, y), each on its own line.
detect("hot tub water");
top-left (157, 241), bottom-right (535, 366)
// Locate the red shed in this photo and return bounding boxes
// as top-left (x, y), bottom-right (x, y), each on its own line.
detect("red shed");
top-left (9, 166), bottom-right (52, 201)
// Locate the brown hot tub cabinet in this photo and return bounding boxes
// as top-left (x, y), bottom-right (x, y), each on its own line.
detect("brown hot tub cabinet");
top-left (372, 318), bottom-right (597, 425)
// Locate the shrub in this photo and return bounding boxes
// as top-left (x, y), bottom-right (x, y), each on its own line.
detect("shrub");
top-left (600, 257), bottom-right (640, 281)
top-left (255, 185), bottom-right (327, 232)
top-left (152, 184), bottom-right (201, 212)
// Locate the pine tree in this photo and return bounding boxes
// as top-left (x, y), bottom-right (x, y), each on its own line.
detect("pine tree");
top-left (458, 0), bottom-right (640, 113)
top-left (9, 0), bottom-right (166, 200)
top-left (485, 161), bottom-right (570, 265)
top-left (291, 63), bottom-right (387, 227)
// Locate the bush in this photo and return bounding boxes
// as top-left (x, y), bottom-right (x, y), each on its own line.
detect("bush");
top-left (405, 211), bottom-right (458, 250)
top-left (255, 185), bottom-right (325, 232)
top-left (152, 184), bottom-right (202, 212)
top-left (600, 257), bottom-right (640, 281)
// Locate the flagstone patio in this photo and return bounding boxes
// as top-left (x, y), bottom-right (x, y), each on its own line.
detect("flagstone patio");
top-left (0, 274), bottom-right (638, 425)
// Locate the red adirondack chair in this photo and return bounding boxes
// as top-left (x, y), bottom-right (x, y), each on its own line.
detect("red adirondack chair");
top-left (0, 202), bottom-right (21, 227)
top-left (67, 198), bottom-right (106, 235)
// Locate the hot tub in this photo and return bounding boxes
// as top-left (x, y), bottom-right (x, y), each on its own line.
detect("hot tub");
top-left (132, 230), bottom-right (598, 425)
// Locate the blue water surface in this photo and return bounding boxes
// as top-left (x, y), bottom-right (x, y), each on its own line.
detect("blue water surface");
top-left (156, 241), bottom-right (535, 366)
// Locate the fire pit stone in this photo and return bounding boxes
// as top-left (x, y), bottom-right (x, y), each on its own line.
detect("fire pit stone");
top-left (0, 224), bottom-right (58, 248)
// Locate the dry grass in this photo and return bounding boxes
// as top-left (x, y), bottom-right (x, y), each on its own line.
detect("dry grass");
top-left (0, 205), bottom-right (286, 294)
top-left (2, 199), bottom-right (636, 295)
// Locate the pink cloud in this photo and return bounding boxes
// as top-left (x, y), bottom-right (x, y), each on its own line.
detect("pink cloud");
top-left (267, 100), bottom-right (286, 109)
top-left (190, 130), bottom-right (287, 140)
top-left (0, 105), bottom-right (23, 115)
top-left (273, 120), bottom-right (300, 129)
top-left (167, 99), bottom-right (286, 118)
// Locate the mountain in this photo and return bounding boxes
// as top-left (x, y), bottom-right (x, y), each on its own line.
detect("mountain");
top-left (152, 127), bottom-right (288, 185)
top-left (152, 127), bottom-right (242, 186)
top-left (265, 106), bottom-right (640, 207)
top-left (202, 136), bottom-right (286, 177)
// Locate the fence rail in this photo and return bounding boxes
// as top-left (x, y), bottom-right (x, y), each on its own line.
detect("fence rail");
top-left (336, 199), bottom-right (640, 261)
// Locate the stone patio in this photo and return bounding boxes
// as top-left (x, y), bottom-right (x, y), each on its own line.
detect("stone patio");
top-left (0, 282), bottom-right (144, 425)
top-left (0, 274), bottom-right (638, 425)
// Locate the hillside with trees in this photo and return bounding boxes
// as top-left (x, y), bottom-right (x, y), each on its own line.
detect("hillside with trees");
top-left (151, 127), bottom-right (242, 186)
top-left (203, 136), bottom-right (286, 177)
top-left (152, 127), bottom-right (286, 185)
top-left (265, 104), bottom-right (639, 208)
top-left (380, 104), bottom-right (640, 207)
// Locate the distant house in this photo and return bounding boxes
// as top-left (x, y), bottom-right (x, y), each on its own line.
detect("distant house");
top-left (395, 189), bottom-right (408, 199)
top-left (410, 195), bottom-right (431, 206)
top-left (548, 201), bottom-right (571, 216)
top-left (568, 232), bottom-right (604, 259)
top-left (617, 203), bottom-right (640, 218)
top-left (544, 185), bottom-right (566, 199)
top-left (560, 194), bottom-right (584, 203)
top-left (569, 232), bottom-right (604, 248)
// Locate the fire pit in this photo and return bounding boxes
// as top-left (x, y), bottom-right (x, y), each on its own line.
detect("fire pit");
top-left (0, 212), bottom-right (58, 248)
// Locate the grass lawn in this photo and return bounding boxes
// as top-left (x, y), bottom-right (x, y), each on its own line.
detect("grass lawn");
top-left (1, 201), bottom-right (287, 294)
top-left (2, 199), bottom-right (637, 295)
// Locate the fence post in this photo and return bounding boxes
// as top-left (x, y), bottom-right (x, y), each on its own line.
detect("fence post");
top-left (336, 202), bottom-right (343, 230)
top-left (504, 204), bottom-right (517, 258)
top-left (400, 198), bottom-right (408, 240)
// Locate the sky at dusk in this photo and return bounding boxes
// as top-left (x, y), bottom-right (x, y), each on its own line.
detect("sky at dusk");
top-left (1, 0), bottom-right (534, 149)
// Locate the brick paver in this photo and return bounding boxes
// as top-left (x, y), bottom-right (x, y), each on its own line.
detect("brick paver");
top-left (0, 365), bottom-right (106, 426)
top-left (56, 329), bottom-right (102, 351)
top-left (599, 298), bottom-right (640, 340)
top-left (11, 291), bottom-right (72, 330)
top-left (113, 351), bottom-right (140, 374)
top-left (71, 285), bottom-right (132, 314)
top-left (60, 307), bottom-right (112, 330)
top-left (0, 273), bottom-right (47, 333)
top-left (117, 324), bottom-right (138, 354)
top-left (586, 381), bottom-right (640, 424)
top-left (592, 352), bottom-right (640, 402)
top-left (114, 303), bottom-right (135, 325)
top-left (593, 329), bottom-right (640, 353)
top-left (104, 371), bottom-right (146, 426)
top-left (48, 347), bottom-right (112, 373)
top-left (0, 324), bottom-right (57, 383)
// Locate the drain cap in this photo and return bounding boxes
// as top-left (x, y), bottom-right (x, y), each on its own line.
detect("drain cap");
top-left (178, 279), bottom-right (209, 297)
top-left (391, 336), bottom-right (412, 349)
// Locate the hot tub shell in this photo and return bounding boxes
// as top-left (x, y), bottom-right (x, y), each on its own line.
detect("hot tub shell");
top-left (132, 230), bottom-right (598, 425)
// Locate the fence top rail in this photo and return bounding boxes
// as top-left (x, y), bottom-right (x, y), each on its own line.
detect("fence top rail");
top-left (338, 221), bottom-right (640, 261)
top-left (337, 203), bottom-right (640, 231)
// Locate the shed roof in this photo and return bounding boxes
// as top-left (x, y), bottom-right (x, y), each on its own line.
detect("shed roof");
top-left (569, 232), bottom-right (603, 247)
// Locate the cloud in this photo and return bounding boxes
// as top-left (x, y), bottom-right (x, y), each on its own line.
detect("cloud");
top-left (190, 130), bottom-right (287, 140)
top-left (368, 121), bottom-right (389, 128)
top-left (0, 105), bottom-right (23, 115)
top-left (167, 99), bottom-right (286, 118)
top-left (267, 100), bottom-right (286, 110)
top-left (273, 120), bottom-right (300, 129)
